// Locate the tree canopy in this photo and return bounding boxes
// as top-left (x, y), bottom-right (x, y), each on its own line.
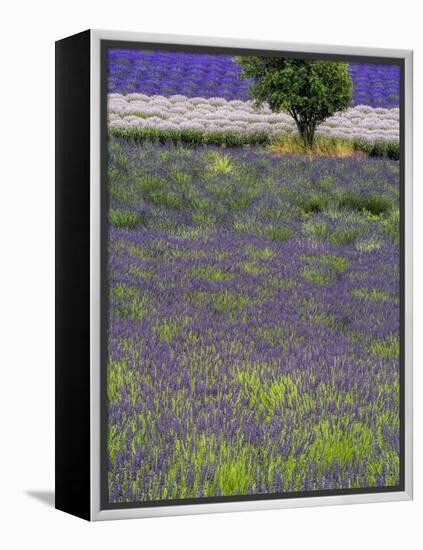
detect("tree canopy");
top-left (235, 57), bottom-right (353, 147)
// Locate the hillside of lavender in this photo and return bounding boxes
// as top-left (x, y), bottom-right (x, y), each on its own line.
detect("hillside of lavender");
top-left (108, 49), bottom-right (400, 107)
top-left (107, 50), bottom-right (400, 144)
top-left (106, 50), bottom-right (400, 504)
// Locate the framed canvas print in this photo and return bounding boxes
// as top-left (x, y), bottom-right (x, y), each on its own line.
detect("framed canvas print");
top-left (55, 29), bottom-right (413, 521)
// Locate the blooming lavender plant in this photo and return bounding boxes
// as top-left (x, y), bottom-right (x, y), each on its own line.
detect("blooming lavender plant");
top-left (106, 138), bottom-right (400, 503)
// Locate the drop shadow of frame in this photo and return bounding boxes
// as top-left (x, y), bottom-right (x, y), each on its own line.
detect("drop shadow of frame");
top-left (26, 490), bottom-right (55, 508)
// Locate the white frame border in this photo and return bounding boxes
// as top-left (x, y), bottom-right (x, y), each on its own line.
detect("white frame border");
top-left (90, 29), bottom-right (413, 521)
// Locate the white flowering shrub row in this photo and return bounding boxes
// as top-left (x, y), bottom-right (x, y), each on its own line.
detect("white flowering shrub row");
top-left (108, 93), bottom-right (399, 142)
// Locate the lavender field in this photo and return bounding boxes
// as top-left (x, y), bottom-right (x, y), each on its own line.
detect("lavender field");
top-left (107, 51), bottom-right (400, 145)
top-left (106, 138), bottom-right (400, 503)
top-left (108, 49), bottom-right (400, 108)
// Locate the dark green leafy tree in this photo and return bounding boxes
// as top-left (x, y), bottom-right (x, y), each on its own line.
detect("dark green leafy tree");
top-left (235, 57), bottom-right (352, 147)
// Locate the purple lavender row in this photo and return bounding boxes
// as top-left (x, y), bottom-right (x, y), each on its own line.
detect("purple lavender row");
top-left (108, 49), bottom-right (400, 108)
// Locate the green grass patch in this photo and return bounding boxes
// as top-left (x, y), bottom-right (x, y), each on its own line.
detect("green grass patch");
top-left (127, 242), bottom-right (165, 259)
top-left (301, 254), bottom-right (348, 284)
top-left (308, 419), bottom-right (372, 468)
top-left (242, 261), bottom-right (267, 275)
top-left (337, 191), bottom-right (394, 216)
top-left (109, 183), bottom-right (135, 204)
top-left (261, 225), bottom-right (293, 242)
top-left (329, 228), bottom-right (361, 246)
top-left (237, 370), bottom-right (298, 421)
top-left (154, 317), bottom-right (190, 343)
top-left (302, 266), bottom-right (332, 284)
top-left (256, 324), bottom-right (290, 350)
top-left (206, 152), bottom-right (233, 175)
top-left (380, 207), bottom-right (400, 243)
top-left (297, 192), bottom-right (331, 214)
top-left (233, 220), bottom-right (256, 234)
top-left (191, 265), bottom-right (232, 281)
top-left (149, 189), bottom-right (185, 209)
top-left (128, 265), bottom-right (152, 279)
top-left (245, 245), bottom-right (275, 260)
top-left (210, 290), bottom-right (249, 316)
top-left (110, 283), bottom-right (150, 320)
top-left (351, 287), bottom-right (391, 301)
top-left (170, 169), bottom-right (191, 185)
top-left (298, 190), bottom-right (394, 220)
top-left (109, 209), bottom-right (145, 229)
top-left (135, 174), bottom-right (167, 196)
top-left (107, 359), bottom-right (127, 404)
top-left (303, 219), bottom-right (329, 239)
top-left (370, 335), bottom-right (399, 361)
top-left (110, 126), bottom-right (270, 147)
top-left (319, 254), bottom-right (348, 272)
top-left (208, 181), bottom-right (257, 211)
top-left (356, 239), bottom-right (382, 252)
top-left (194, 290), bottom-right (250, 319)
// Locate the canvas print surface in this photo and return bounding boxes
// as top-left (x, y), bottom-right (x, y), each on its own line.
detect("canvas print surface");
top-left (104, 46), bottom-right (401, 505)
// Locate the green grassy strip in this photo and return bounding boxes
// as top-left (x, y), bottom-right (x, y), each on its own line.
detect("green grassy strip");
top-left (109, 127), bottom-right (270, 147)
top-left (109, 127), bottom-right (400, 159)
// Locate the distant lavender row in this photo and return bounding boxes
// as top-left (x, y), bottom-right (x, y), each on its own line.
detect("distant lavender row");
top-left (108, 93), bottom-right (399, 142)
top-left (108, 49), bottom-right (400, 108)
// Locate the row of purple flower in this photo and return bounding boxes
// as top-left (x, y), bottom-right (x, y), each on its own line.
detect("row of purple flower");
top-left (106, 140), bottom-right (400, 501)
top-left (108, 48), bottom-right (400, 108)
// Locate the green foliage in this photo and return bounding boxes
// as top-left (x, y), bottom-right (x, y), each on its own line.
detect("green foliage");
top-left (351, 288), bottom-right (391, 301)
top-left (302, 266), bottom-right (332, 284)
top-left (149, 189), bottom-right (184, 209)
top-left (136, 175), bottom-right (167, 196)
top-left (109, 127), bottom-right (398, 160)
top-left (155, 317), bottom-right (190, 342)
top-left (319, 254), bottom-right (348, 272)
top-left (134, 174), bottom-right (186, 209)
top-left (109, 127), bottom-right (270, 147)
top-left (206, 152), bottom-right (233, 175)
top-left (371, 335), bottom-right (399, 361)
top-left (108, 209), bottom-right (144, 229)
top-left (301, 254), bottom-right (347, 285)
top-left (235, 57), bottom-right (352, 147)
top-left (195, 290), bottom-right (249, 319)
top-left (110, 283), bottom-right (150, 319)
top-left (380, 207), bottom-right (400, 243)
top-left (351, 138), bottom-right (373, 155)
top-left (191, 265), bottom-right (232, 281)
top-left (386, 141), bottom-right (400, 161)
top-left (356, 239), bottom-right (382, 252)
top-left (298, 190), bottom-right (393, 218)
top-left (370, 140), bottom-right (388, 158)
top-left (208, 179), bottom-right (257, 211)
top-left (245, 245), bottom-right (275, 259)
top-left (297, 192), bottom-right (331, 214)
top-left (352, 139), bottom-right (400, 160)
top-left (242, 261), bottom-right (266, 275)
top-left (261, 225), bottom-right (293, 242)
top-left (329, 227), bottom-right (361, 246)
top-left (303, 219), bottom-right (329, 239)
top-left (337, 191), bottom-right (394, 216)
top-left (309, 419), bottom-right (372, 469)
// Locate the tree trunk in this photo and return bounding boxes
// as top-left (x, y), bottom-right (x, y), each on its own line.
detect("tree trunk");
top-left (296, 121), bottom-right (316, 149)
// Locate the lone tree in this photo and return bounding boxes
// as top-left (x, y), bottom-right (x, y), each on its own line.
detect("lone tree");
top-left (235, 57), bottom-right (352, 148)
